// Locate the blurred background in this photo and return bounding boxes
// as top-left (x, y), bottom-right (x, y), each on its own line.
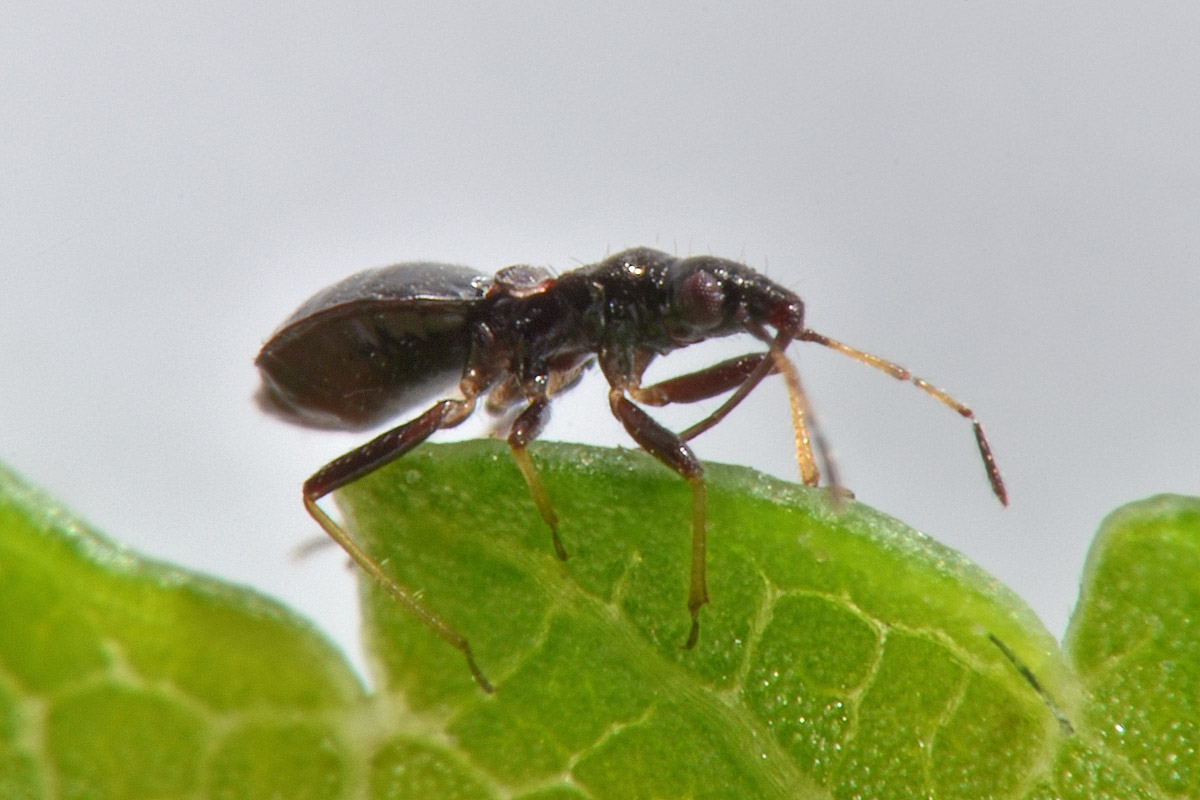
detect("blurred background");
top-left (3, 2), bottom-right (1197, 679)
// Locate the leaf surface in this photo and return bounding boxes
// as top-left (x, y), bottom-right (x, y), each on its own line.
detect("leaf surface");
top-left (0, 442), bottom-right (1192, 798)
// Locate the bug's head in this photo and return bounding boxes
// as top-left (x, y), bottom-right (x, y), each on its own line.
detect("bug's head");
top-left (665, 256), bottom-right (804, 345)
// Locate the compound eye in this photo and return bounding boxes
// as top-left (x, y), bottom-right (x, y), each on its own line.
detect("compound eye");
top-left (679, 269), bottom-right (726, 330)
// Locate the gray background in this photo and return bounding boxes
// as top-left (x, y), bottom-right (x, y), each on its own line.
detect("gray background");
top-left (4, 3), bottom-right (1197, 677)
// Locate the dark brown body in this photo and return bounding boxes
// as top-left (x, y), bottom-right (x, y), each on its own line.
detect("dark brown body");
top-left (258, 248), bottom-right (803, 434)
top-left (257, 262), bottom-right (485, 430)
top-left (257, 247), bottom-right (1005, 691)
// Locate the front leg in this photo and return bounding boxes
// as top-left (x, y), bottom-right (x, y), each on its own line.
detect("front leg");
top-left (627, 337), bottom-right (823, 488)
top-left (629, 352), bottom-right (773, 407)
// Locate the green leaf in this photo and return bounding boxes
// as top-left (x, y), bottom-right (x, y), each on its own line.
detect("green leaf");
top-left (0, 441), bottom-right (1194, 798)
top-left (345, 442), bottom-right (1076, 799)
top-left (0, 463), bottom-right (364, 800)
top-left (1062, 495), bottom-right (1200, 796)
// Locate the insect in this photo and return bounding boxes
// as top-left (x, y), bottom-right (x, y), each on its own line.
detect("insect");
top-left (256, 247), bottom-right (1007, 691)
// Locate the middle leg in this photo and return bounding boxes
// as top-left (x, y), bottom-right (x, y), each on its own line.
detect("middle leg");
top-left (609, 388), bottom-right (708, 649)
top-left (506, 395), bottom-right (568, 560)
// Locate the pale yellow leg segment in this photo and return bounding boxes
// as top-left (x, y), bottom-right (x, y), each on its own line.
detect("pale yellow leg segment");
top-left (509, 444), bottom-right (568, 560)
top-left (768, 348), bottom-right (820, 487)
top-left (303, 495), bottom-right (493, 692)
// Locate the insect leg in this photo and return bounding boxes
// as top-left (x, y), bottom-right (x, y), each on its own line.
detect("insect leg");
top-left (302, 396), bottom-right (494, 692)
top-left (799, 329), bottom-right (1008, 505)
top-left (637, 334), bottom-right (829, 492)
top-left (609, 389), bottom-right (708, 649)
top-left (765, 346), bottom-right (837, 492)
top-left (505, 395), bottom-right (568, 560)
top-left (630, 352), bottom-right (775, 407)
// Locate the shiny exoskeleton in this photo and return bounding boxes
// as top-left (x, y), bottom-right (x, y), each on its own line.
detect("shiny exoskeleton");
top-left (257, 247), bottom-right (1007, 691)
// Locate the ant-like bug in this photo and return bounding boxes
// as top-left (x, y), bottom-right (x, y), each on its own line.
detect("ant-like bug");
top-left (256, 247), bottom-right (1006, 692)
